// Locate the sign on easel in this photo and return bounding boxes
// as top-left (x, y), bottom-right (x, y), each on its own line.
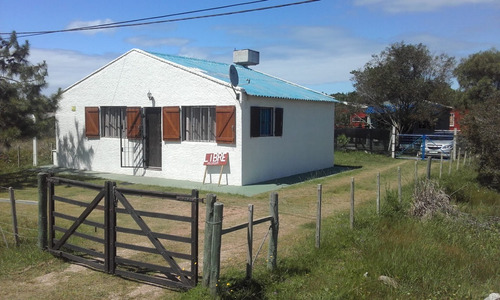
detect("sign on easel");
top-left (203, 153), bottom-right (229, 186)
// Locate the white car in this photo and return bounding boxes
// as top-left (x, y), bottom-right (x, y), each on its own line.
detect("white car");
top-left (419, 140), bottom-right (453, 158)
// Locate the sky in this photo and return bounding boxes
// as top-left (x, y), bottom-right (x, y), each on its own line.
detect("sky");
top-left (1, 0), bottom-right (499, 96)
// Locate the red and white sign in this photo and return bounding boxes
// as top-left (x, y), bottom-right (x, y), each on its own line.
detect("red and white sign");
top-left (204, 153), bottom-right (229, 166)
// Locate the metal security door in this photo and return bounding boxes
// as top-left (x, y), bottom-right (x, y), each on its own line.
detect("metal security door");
top-left (144, 107), bottom-right (162, 168)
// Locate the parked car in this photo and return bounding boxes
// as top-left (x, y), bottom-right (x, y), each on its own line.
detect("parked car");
top-left (418, 139), bottom-right (453, 158)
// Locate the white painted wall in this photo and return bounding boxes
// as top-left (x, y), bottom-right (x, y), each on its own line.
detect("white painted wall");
top-left (240, 96), bottom-right (335, 185)
top-left (56, 49), bottom-right (335, 186)
top-left (56, 49), bottom-right (244, 185)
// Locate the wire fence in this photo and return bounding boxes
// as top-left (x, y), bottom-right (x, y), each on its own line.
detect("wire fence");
top-left (0, 186), bottom-right (38, 249)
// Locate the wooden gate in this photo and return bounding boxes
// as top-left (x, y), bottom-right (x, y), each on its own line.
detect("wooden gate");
top-left (46, 176), bottom-right (199, 290)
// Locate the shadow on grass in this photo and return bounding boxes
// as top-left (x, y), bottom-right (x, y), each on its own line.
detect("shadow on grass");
top-left (218, 264), bottom-right (311, 300)
top-left (255, 165), bottom-right (360, 186)
top-left (0, 167), bottom-right (101, 190)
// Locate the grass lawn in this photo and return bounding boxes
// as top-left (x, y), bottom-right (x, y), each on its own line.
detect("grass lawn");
top-left (1, 150), bottom-right (499, 299)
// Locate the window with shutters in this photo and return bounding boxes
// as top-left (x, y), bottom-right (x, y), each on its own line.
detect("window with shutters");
top-left (100, 106), bottom-right (126, 138)
top-left (250, 106), bottom-right (283, 137)
top-left (182, 106), bottom-right (216, 142)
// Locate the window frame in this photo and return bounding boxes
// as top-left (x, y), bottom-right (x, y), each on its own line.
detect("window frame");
top-left (182, 106), bottom-right (217, 142)
top-left (100, 106), bottom-right (127, 138)
top-left (250, 106), bottom-right (283, 138)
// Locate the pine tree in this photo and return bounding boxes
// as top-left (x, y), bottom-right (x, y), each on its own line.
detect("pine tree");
top-left (0, 31), bottom-right (60, 149)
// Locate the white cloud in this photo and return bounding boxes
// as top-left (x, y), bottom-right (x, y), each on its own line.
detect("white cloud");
top-left (232, 26), bottom-right (383, 93)
top-left (65, 19), bottom-right (116, 35)
top-left (354, 0), bottom-right (498, 13)
top-left (30, 48), bottom-right (117, 95)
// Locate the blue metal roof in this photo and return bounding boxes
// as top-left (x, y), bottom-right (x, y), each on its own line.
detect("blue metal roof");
top-left (148, 51), bottom-right (336, 102)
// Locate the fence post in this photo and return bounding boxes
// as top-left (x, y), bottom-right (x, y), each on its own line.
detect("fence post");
top-left (246, 204), bottom-right (254, 279)
top-left (203, 194), bottom-right (217, 287)
top-left (9, 187), bottom-right (19, 247)
top-left (37, 172), bottom-right (48, 250)
top-left (209, 202), bottom-right (223, 296)
top-left (463, 151), bottom-right (467, 167)
top-left (398, 167), bottom-right (402, 203)
top-left (456, 148), bottom-right (461, 171)
top-left (316, 184), bottom-right (322, 249)
top-left (104, 181), bottom-right (116, 274)
top-left (350, 178), bottom-right (355, 229)
top-left (414, 161), bottom-right (418, 187)
top-left (17, 145), bottom-right (20, 167)
top-left (426, 157), bottom-right (432, 180)
top-left (376, 172), bottom-right (381, 215)
top-left (191, 189), bottom-right (199, 285)
top-left (391, 126), bottom-right (396, 158)
top-left (448, 154), bottom-right (453, 175)
top-left (453, 128), bottom-right (458, 160)
top-left (268, 192), bottom-right (279, 271)
top-left (439, 153), bottom-right (443, 179)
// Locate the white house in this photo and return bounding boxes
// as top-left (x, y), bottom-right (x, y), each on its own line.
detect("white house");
top-left (55, 49), bottom-right (337, 186)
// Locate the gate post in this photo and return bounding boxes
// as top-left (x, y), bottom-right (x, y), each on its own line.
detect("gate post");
top-left (104, 181), bottom-right (116, 274)
top-left (268, 192), bottom-right (279, 271)
top-left (209, 202), bottom-right (223, 296)
top-left (37, 173), bottom-right (48, 250)
top-left (202, 194), bottom-right (217, 287)
top-left (190, 189), bottom-right (199, 286)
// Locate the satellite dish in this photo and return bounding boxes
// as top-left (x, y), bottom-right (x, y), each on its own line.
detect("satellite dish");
top-left (229, 64), bottom-right (239, 87)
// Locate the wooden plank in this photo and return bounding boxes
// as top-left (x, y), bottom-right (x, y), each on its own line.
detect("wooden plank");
top-left (115, 207), bottom-right (192, 222)
top-left (221, 216), bottom-right (272, 235)
top-left (53, 195), bottom-right (105, 211)
top-left (115, 257), bottom-right (193, 277)
top-left (53, 212), bottom-right (104, 229)
top-left (190, 189), bottom-right (199, 286)
top-left (114, 269), bottom-right (193, 290)
top-left (48, 249), bottom-right (105, 271)
top-left (48, 176), bottom-right (103, 191)
top-left (55, 241), bottom-right (105, 259)
top-left (114, 190), bottom-right (192, 286)
top-left (53, 190), bottom-right (105, 250)
top-left (115, 187), bottom-right (193, 202)
top-left (54, 226), bottom-right (104, 244)
top-left (115, 242), bottom-right (191, 260)
top-left (115, 226), bottom-right (191, 243)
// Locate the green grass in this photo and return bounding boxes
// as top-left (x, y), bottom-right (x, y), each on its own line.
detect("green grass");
top-left (181, 157), bottom-right (500, 299)
top-left (1, 148), bottom-right (499, 299)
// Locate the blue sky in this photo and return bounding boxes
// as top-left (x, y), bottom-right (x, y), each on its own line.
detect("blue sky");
top-left (1, 0), bottom-right (499, 96)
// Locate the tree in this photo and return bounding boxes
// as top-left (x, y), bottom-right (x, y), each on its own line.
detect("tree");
top-left (455, 49), bottom-right (500, 189)
top-left (0, 32), bottom-right (60, 149)
top-left (331, 92), bottom-right (362, 128)
top-left (454, 48), bottom-right (500, 108)
top-left (351, 42), bottom-right (455, 134)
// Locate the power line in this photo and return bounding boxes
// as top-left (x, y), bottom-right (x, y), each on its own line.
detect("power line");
top-left (3, 0), bottom-right (319, 38)
top-left (5, 0), bottom-right (271, 37)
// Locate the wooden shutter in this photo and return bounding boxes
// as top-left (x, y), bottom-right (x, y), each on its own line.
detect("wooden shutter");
top-left (250, 107), bottom-right (260, 137)
top-left (126, 107), bottom-right (142, 139)
top-left (274, 107), bottom-right (283, 137)
top-left (162, 106), bottom-right (180, 141)
top-left (85, 107), bottom-right (100, 138)
top-left (216, 106), bottom-right (236, 144)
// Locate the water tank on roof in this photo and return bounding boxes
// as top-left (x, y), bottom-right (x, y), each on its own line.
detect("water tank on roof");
top-left (233, 49), bottom-right (259, 66)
